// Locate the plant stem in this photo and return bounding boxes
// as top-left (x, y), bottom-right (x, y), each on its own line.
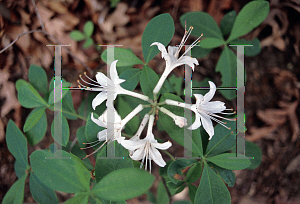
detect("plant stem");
top-left (48, 106), bottom-right (86, 121)
top-left (163, 150), bottom-right (175, 161)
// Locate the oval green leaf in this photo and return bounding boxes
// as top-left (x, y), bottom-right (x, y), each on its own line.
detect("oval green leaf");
top-left (186, 162), bottom-right (202, 183)
top-left (30, 150), bottom-right (90, 193)
top-left (18, 84), bottom-right (48, 108)
top-left (180, 12), bottom-right (223, 39)
top-left (6, 120), bottom-right (28, 167)
top-left (142, 13), bottom-right (175, 63)
top-left (229, 38), bottom-right (261, 57)
top-left (83, 21), bottom-right (94, 37)
top-left (245, 140), bottom-right (262, 169)
top-left (205, 120), bottom-right (236, 157)
top-left (119, 68), bottom-right (141, 91)
top-left (83, 38), bottom-right (94, 49)
top-left (70, 30), bottom-right (86, 41)
top-left (64, 193), bottom-right (89, 204)
top-left (206, 153), bottom-right (251, 170)
top-left (48, 82), bottom-right (71, 105)
top-left (23, 107), bottom-right (46, 132)
top-left (101, 47), bottom-right (143, 66)
top-left (194, 163), bottom-right (231, 204)
top-left (2, 174), bottom-right (27, 204)
top-left (200, 38), bottom-right (225, 49)
top-left (28, 65), bottom-right (48, 95)
top-left (227, 1), bottom-right (269, 42)
top-left (25, 110), bottom-right (47, 146)
top-left (220, 10), bottom-right (237, 36)
top-left (29, 174), bottom-right (59, 204)
top-left (92, 168), bottom-right (154, 201)
top-left (50, 114), bottom-right (69, 146)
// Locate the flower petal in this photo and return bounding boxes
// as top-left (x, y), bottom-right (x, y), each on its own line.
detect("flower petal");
top-left (151, 42), bottom-right (171, 62)
top-left (168, 46), bottom-right (177, 56)
top-left (203, 81), bottom-right (216, 104)
top-left (200, 113), bottom-right (214, 139)
top-left (188, 108), bottom-right (202, 130)
top-left (91, 112), bottom-right (106, 127)
top-left (96, 72), bottom-right (113, 87)
top-left (152, 141), bottom-right (172, 150)
top-left (110, 60), bottom-right (126, 84)
top-left (149, 146), bottom-right (166, 167)
top-left (121, 139), bottom-right (146, 151)
top-left (92, 91), bottom-right (107, 110)
top-left (176, 56), bottom-right (199, 71)
top-left (130, 147), bottom-right (145, 161)
top-left (97, 129), bottom-right (107, 141)
top-left (201, 101), bottom-right (226, 113)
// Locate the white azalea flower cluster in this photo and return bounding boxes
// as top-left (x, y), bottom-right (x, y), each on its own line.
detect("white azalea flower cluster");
top-left (78, 27), bottom-right (235, 171)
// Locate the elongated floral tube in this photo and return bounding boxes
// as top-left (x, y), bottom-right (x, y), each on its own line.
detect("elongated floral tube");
top-left (158, 107), bottom-right (187, 128)
top-left (121, 104), bottom-right (144, 127)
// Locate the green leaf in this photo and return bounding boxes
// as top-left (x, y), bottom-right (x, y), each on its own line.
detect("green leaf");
top-left (215, 46), bottom-right (237, 100)
top-left (229, 38), bottom-right (261, 57)
top-left (206, 153), bottom-right (251, 170)
top-left (83, 38), bottom-right (94, 49)
top-left (220, 11), bottom-right (237, 36)
top-left (6, 120), bottom-right (28, 167)
top-left (2, 174), bottom-right (27, 204)
top-left (64, 193), bottom-right (89, 204)
top-left (95, 142), bottom-right (133, 182)
top-left (101, 47), bottom-right (144, 66)
top-left (14, 160), bottom-right (27, 179)
top-left (23, 107), bottom-right (46, 132)
top-left (188, 184), bottom-right (197, 204)
top-left (168, 75), bottom-right (182, 96)
top-left (30, 150), bottom-right (90, 193)
top-left (119, 68), bottom-right (141, 91)
top-left (168, 159), bottom-right (197, 184)
top-left (173, 201), bottom-right (192, 204)
top-left (210, 163), bottom-right (236, 187)
top-left (140, 65), bottom-right (160, 99)
top-left (157, 181), bottom-right (170, 204)
top-left (70, 30), bottom-right (86, 41)
top-left (28, 65), bottom-right (48, 95)
top-left (200, 38), bottom-right (225, 49)
top-left (205, 121), bottom-right (236, 157)
top-left (83, 21), bottom-right (94, 37)
top-left (77, 126), bottom-right (87, 148)
top-left (194, 163), bottom-right (231, 204)
top-left (25, 110), bottom-right (47, 146)
top-left (18, 84), bottom-right (48, 108)
top-left (50, 114), bottom-right (70, 146)
top-left (180, 12), bottom-right (223, 39)
top-left (85, 112), bottom-right (104, 142)
top-left (147, 190), bottom-right (156, 204)
top-left (159, 93), bottom-right (203, 157)
top-left (245, 140), bottom-right (262, 169)
top-left (117, 96), bottom-right (141, 135)
top-left (186, 162), bottom-right (202, 183)
top-left (92, 168), bottom-right (154, 201)
top-left (227, 1), bottom-right (269, 42)
top-left (142, 13), bottom-right (175, 63)
top-left (62, 89), bottom-right (77, 120)
top-left (16, 79), bottom-right (29, 91)
top-left (29, 174), bottom-right (59, 204)
top-left (48, 82), bottom-right (71, 104)
top-left (191, 46), bottom-right (212, 59)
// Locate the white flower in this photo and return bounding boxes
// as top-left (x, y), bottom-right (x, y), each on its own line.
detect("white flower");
top-left (121, 115), bottom-right (172, 171)
top-left (91, 108), bottom-right (125, 144)
top-left (151, 27), bottom-right (201, 94)
top-left (77, 60), bottom-right (149, 110)
top-left (158, 107), bottom-right (187, 128)
top-left (165, 81), bottom-right (235, 140)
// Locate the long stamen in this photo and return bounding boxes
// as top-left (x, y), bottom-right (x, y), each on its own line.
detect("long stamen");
top-left (79, 75), bottom-right (103, 88)
top-left (84, 72), bottom-right (99, 84)
top-left (82, 140), bottom-right (101, 145)
top-left (77, 80), bottom-right (88, 88)
top-left (207, 112), bottom-right (237, 121)
top-left (180, 33), bottom-right (203, 58)
top-left (80, 141), bottom-right (101, 149)
top-left (81, 140), bottom-right (107, 160)
top-left (175, 26), bottom-right (193, 58)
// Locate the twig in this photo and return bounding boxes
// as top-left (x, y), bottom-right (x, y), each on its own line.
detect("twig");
top-left (30, 0), bottom-right (44, 31)
top-left (0, 30), bottom-right (43, 54)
